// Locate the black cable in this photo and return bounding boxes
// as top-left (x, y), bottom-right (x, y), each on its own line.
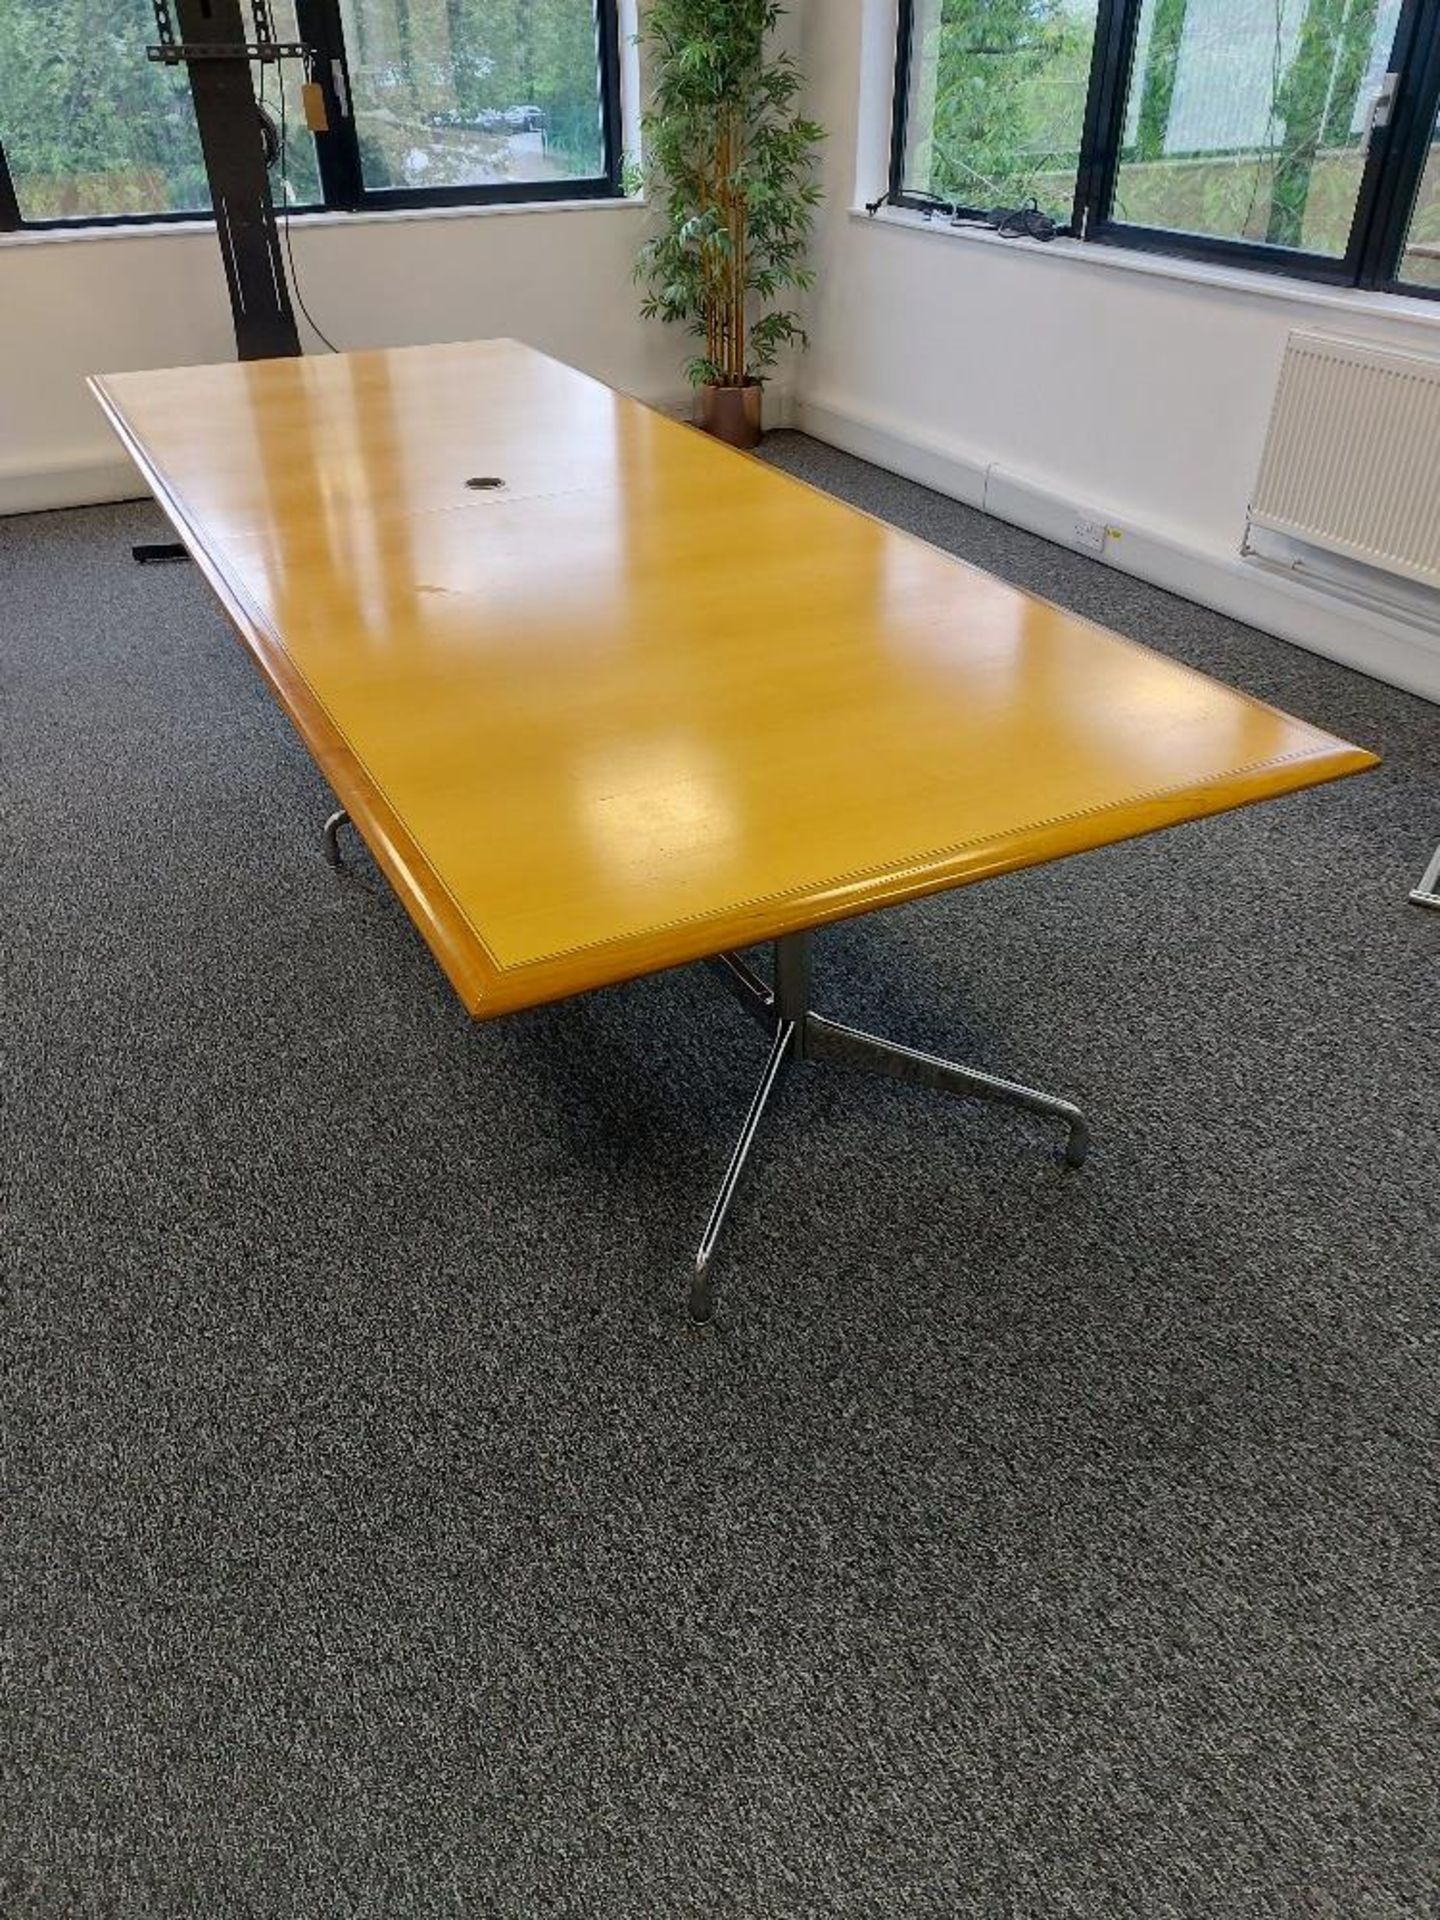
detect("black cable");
top-left (866, 188), bottom-right (960, 220)
top-left (871, 185), bottom-right (1058, 240)
top-left (257, 101), bottom-right (281, 170)
top-left (987, 197), bottom-right (1059, 241)
top-left (276, 63), bottom-right (341, 353)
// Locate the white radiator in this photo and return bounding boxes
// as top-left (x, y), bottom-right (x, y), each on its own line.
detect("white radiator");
top-left (1249, 330), bottom-right (1440, 592)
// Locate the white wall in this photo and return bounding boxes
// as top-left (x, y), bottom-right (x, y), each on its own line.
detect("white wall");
top-left (0, 201), bottom-right (688, 516)
top-left (0, 0), bottom-right (819, 520)
top-left (795, 0), bottom-right (1440, 703)
top-left (0, 0), bottom-right (690, 516)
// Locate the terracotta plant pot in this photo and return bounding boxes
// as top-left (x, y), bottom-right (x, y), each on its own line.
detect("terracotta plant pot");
top-left (695, 380), bottom-right (763, 451)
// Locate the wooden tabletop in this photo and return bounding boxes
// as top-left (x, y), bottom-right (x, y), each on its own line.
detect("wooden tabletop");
top-left (91, 339), bottom-right (1376, 1018)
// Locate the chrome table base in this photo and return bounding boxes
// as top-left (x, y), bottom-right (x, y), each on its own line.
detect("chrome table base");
top-left (1412, 842), bottom-right (1440, 909)
top-left (692, 932), bottom-right (1088, 1324)
top-left (318, 807), bottom-right (1088, 1324)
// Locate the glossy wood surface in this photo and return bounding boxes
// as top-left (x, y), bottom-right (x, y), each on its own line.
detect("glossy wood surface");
top-left (90, 340), bottom-right (1377, 1018)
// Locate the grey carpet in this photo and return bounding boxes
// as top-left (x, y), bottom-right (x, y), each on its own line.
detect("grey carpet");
top-left (2, 432), bottom-right (1437, 1918)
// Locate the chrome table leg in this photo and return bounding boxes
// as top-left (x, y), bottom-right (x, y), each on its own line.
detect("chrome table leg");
top-left (322, 807), bottom-right (351, 869)
top-left (703, 951), bottom-right (777, 1031)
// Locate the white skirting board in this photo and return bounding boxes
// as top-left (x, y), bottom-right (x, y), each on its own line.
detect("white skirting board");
top-left (798, 390), bottom-right (1440, 708)
top-left (0, 453), bottom-right (148, 517)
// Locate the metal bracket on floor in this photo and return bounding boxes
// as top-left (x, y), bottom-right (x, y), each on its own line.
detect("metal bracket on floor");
top-left (132, 542), bottom-right (192, 565)
top-left (689, 932), bottom-right (1089, 1324)
top-left (1411, 843), bottom-right (1440, 909)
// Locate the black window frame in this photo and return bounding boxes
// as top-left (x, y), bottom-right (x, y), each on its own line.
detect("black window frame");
top-left (889, 0), bottom-right (1440, 302)
top-left (0, 0), bottom-right (624, 235)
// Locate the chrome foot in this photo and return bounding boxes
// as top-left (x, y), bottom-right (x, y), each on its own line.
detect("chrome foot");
top-left (322, 807), bottom-right (351, 868)
top-left (691, 1019), bottom-right (796, 1322)
top-left (1411, 842), bottom-right (1440, 909)
top-left (805, 1013), bottom-right (1090, 1168)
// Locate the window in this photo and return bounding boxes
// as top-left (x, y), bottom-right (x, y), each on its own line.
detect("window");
top-left (890, 0), bottom-right (1440, 299)
top-left (1111, 0), bottom-right (1402, 255)
top-left (0, 1), bottom-right (209, 221)
top-left (337, 0), bottom-right (612, 198)
top-left (897, 0), bottom-right (1101, 220)
top-left (0, 0), bottom-right (621, 232)
top-left (1397, 87), bottom-right (1440, 286)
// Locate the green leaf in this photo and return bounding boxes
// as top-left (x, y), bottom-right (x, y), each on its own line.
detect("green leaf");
top-left (634, 0), bottom-right (824, 383)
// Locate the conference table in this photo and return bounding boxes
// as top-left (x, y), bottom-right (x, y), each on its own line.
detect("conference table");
top-left (91, 340), bottom-right (1375, 1319)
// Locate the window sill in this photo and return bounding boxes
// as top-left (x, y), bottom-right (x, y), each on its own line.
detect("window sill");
top-left (853, 205), bottom-right (1440, 332)
top-left (0, 194), bottom-right (642, 247)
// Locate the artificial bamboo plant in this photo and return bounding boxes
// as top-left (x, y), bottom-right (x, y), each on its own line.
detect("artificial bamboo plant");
top-left (635, 0), bottom-right (823, 436)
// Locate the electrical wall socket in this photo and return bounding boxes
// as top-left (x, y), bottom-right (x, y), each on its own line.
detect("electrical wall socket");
top-left (1073, 518), bottom-right (1110, 556)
